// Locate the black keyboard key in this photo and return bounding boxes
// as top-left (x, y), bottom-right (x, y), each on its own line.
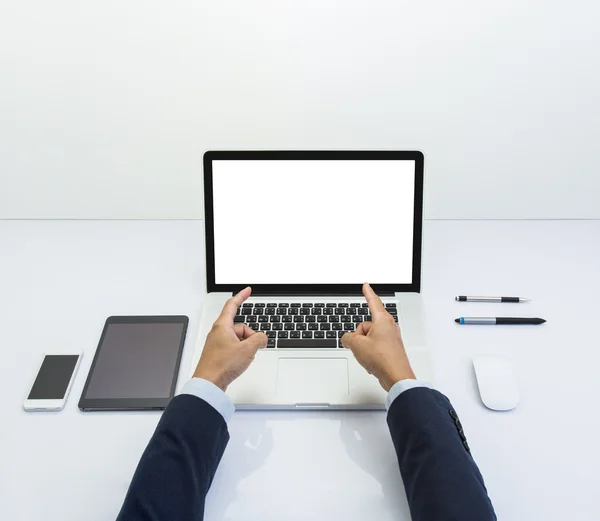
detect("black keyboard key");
top-left (320, 323), bottom-right (331, 330)
top-left (357, 308), bottom-right (368, 315)
top-left (302, 303), bottom-right (313, 308)
top-left (265, 308), bottom-right (275, 315)
top-left (247, 316), bottom-right (258, 323)
top-left (279, 303), bottom-right (289, 307)
top-left (387, 308), bottom-right (398, 315)
top-left (361, 303), bottom-right (369, 307)
top-left (282, 315), bottom-right (292, 323)
top-left (353, 316), bottom-right (363, 323)
top-left (290, 331), bottom-right (301, 338)
top-left (393, 315), bottom-right (398, 322)
top-left (267, 331), bottom-right (276, 338)
top-left (253, 308), bottom-right (263, 315)
top-left (288, 308), bottom-right (299, 315)
top-left (346, 308), bottom-right (356, 315)
top-left (300, 308), bottom-right (310, 315)
top-left (308, 323), bottom-right (318, 331)
top-left (338, 303), bottom-right (349, 308)
top-left (332, 323), bottom-right (342, 331)
top-left (311, 308), bottom-right (322, 315)
top-left (242, 308), bottom-right (252, 316)
top-left (270, 316), bottom-right (281, 323)
top-left (258, 316), bottom-right (269, 323)
top-left (277, 339), bottom-right (337, 348)
top-left (335, 308), bottom-right (345, 315)
top-left (276, 308), bottom-right (287, 315)
top-left (338, 340), bottom-right (344, 348)
top-left (329, 316), bottom-right (340, 323)
top-left (385, 303), bottom-right (397, 308)
top-left (293, 315), bottom-right (304, 323)
top-left (314, 331), bottom-right (325, 339)
top-left (296, 323), bottom-right (307, 330)
top-left (273, 323), bottom-right (283, 330)
top-left (305, 315), bottom-right (316, 323)
top-left (291, 303), bottom-right (301, 308)
top-left (326, 331), bottom-right (336, 339)
top-left (323, 308), bottom-right (333, 315)
top-left (249, 323), bottom-right (259, 331)
top-left (315, 303), bottom-right (325, 308)
top-left (366, 315), bottom-right (372, 321)
top-left (267, 303), bottom-right (277, 308)
top-left (317, 316), bottom-right (327, 323)
top-left (260, 323), bottom-right (271, 331)
top-left (302, 331), bottom-right (313, 339)
top-left (344, 323), bottom-right (355, 331)
top-left (338, 331), bottom-right (345, 337)
top-left (278, 331), bottom-right (289, 338)
top-left (284, 323), bottom-right (295, 330)
top-left (326, 303), bottom-right (336, 308)
top-left (341, 316), bottom-right (351, 323)
top-left (255, 303), bottom-right (266, 308)
top-left (350, 303), bottom-right (361, 308)
top-left (234, 316), bottom-right (245, 323)
top-left (236, 309), bottom-right (241, 315)
top-left (242, 303), bottom-right (253, 307)
top-left (267, 339), bottom-right (276, 348)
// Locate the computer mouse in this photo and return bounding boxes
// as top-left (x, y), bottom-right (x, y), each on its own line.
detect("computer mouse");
top-left (473, 355), bottom-right (519, 411)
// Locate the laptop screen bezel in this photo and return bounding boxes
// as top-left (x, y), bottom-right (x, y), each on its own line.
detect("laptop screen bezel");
top-left (204, 151), bottom-right (424, 294)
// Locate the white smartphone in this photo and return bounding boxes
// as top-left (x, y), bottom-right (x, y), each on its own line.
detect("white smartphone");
top-left (23, 353), bottom-right (83, 411)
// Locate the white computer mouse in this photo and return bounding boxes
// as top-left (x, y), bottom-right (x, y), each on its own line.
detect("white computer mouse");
top-left (473, 355), bottom-right (519, 411)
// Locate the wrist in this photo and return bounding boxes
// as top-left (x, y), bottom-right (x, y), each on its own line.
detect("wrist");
top-left (380, 367), bottom-right (416, 392)
top-left (193, 368), bottom-right (227, 392)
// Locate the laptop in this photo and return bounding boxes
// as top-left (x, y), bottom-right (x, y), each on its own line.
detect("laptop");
top-left (190, 151), bottom-right (433, 409)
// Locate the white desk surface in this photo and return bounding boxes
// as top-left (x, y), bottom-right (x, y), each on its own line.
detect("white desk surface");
top-left (1, 220), bottom-right (599, 521)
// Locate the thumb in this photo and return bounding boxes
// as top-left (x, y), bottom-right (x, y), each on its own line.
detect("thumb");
top-left (341, 331), bottom-right (366, 351)
top-left (241, 331), bottom-right (268, 352)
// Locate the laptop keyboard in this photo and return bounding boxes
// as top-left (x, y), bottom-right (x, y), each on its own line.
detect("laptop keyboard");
top-left (234, 302), bottom-right (399, 348)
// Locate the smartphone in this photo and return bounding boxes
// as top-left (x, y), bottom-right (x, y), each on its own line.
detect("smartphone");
top-left (23, 353), bottom-right (83, 411)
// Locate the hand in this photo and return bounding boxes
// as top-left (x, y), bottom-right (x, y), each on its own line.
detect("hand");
top-left (341, 283), bottom-right (415, 392)
top-left (193, 287), bottom-right (267, 391)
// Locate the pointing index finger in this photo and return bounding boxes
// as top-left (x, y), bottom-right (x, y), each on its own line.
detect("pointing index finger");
top-left (362, 283), bottom-right (386, 318)
top-left (216, 286), bottom-right (252, 324)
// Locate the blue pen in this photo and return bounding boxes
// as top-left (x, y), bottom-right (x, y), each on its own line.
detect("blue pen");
top-left (455, 317), bottom-right (546, 325)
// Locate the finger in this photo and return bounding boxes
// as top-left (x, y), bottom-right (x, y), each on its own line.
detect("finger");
top-left (233, 323), bottom-right (255, 340)
top-left (241, 331), bottom-right (268, 352)
top-left (354, 321), bottom-right (373, 336)
top-left (362, 283), bottom-right (387, 318)
top-left (216, 286), bottom-right (252, 324)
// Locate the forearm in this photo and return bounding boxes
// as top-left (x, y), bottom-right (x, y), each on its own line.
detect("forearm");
top-left (116, 395), bottom-right (229, 521)
top-left (387, 388), bottom-right (496, 521)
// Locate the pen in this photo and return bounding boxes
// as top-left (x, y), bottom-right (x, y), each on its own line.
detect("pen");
top-left (455, 317), bottom-right (546, 325)
top-left (455, 296), bottom-right (530, 303)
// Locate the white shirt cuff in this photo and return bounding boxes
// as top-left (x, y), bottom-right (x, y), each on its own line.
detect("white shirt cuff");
top-left (179, 378), bottom-right (235, 422)
top-left (386, 379), bottom-right (433, 410)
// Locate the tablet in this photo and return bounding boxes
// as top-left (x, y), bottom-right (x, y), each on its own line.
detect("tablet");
top-left (79, 316), bottom-right (188, 411)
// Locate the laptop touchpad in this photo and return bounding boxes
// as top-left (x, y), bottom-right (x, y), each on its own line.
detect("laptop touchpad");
top-left (277, 358), bottom-right (349, 404)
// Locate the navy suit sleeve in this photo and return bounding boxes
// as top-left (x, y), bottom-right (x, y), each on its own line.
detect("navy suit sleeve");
top-left (387, 387), bottom-right (496, 521)
top-left (116, 394), bottom-right (229, 521)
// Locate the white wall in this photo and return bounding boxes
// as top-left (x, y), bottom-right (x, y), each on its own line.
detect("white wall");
top-left (1, 0), bottom-right (599, 220)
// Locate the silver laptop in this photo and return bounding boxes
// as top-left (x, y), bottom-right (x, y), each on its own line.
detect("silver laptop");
top-left (190, 151), bottom-right (433, 409)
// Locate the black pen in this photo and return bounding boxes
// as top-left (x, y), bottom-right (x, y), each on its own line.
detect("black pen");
top-left (455, 317), bottom-right (546, 325)
top-left (455, 296), bottom-right (530, 303)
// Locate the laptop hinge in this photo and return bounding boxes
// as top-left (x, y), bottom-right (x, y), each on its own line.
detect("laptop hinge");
top-left (250, 291), bottom-right (395, 297)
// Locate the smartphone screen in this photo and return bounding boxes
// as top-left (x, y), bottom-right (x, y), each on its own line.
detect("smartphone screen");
top-left (28, 355), bottom-right (80, 400)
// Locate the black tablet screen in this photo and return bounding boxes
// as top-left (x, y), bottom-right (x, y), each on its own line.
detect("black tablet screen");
top-left (84, 321), bottom-right (186, 399)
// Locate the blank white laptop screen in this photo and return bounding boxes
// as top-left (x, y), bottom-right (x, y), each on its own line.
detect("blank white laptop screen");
top-left (212, 160), bottom-right (416, 284)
